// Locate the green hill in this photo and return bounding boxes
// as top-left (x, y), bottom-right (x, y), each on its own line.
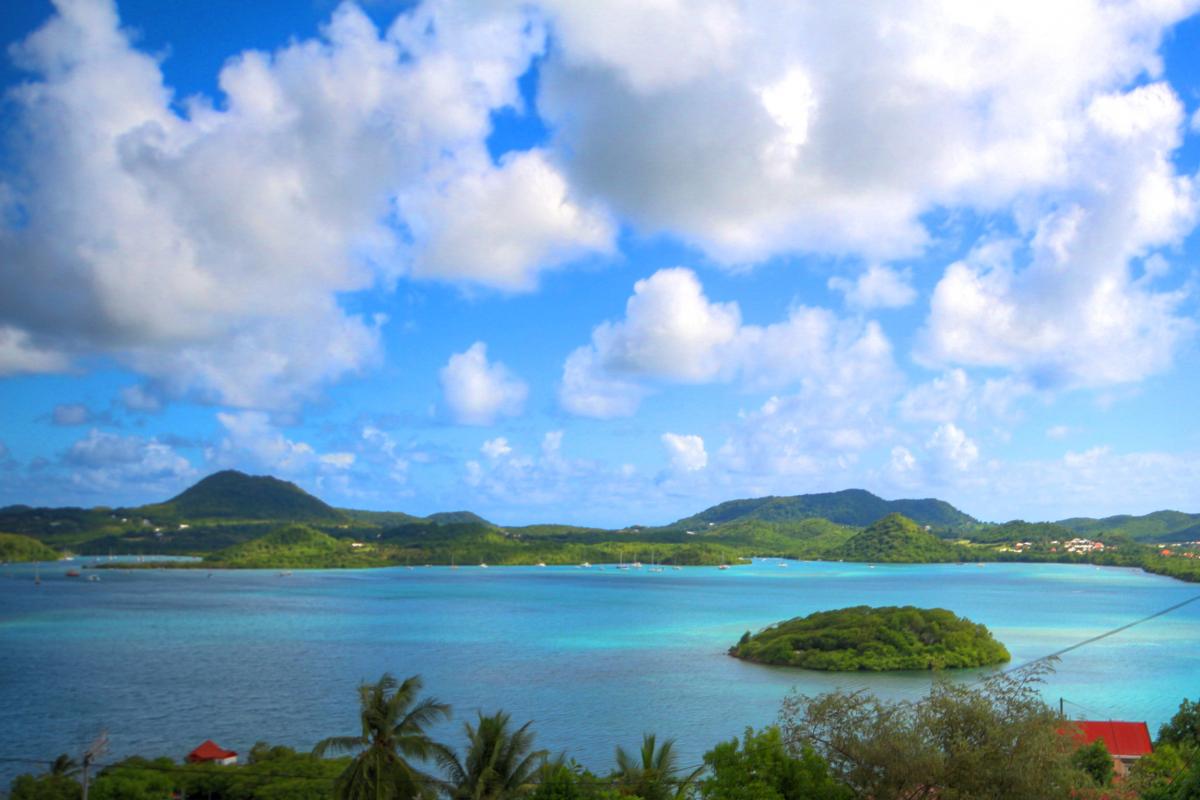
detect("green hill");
top-left (425, 510), bottom-right (492, 526)
top-left (730, 605), bottom-right (1010, 671)
top-left (162, 471), bottom-right (346, 522)
top-left (0, 532), bottom-right (60, 562)
top-left (674, 489), bottom-right (975, 531)
top-left (207, 524), bottom-right (387, 568)
top-left (963, 520), bottom-right (1076, 545)
top-left (1056, 510), bottom-right (1200, 543)
top-left (828, 513), bottom-right (961, 563)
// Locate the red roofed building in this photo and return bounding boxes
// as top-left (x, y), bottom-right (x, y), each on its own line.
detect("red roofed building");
top-left (186, 740), bottom-right (238, 766)
top-left (1070, 721), bottom-right (1153, 776)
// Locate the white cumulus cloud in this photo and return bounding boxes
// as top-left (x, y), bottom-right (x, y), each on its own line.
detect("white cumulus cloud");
top-left (0, 0), bottom-right (609, 407)
top-left (828, 264), bottom-right (917, 310)
top-left (440, 342), bottom-right (528, 425)
top-left (560, 267), bottom-right (901, 418)
top-left (662, 433), bottom-right (708, 472)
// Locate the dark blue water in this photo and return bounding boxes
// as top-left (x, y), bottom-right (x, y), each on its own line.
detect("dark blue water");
top-left (2, 559), bottom-right (1198, 786)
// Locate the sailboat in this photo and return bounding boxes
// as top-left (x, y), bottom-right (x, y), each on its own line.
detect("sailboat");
top-left (34, 563), bottom-right (40, 586)
top-left (648, 549), bottom-right (663, 573)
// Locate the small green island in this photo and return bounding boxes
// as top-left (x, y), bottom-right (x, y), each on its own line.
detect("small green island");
top-left (730, 605), bottom-right (1011, 671)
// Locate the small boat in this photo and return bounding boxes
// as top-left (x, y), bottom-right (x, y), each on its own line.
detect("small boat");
top-left (65, 569), bottom-right (81, 578)
top-left (536, 562), bottom-right (547, 567)
top-left (87, 574), bottom-right (100, 582)
top-left (278, 571), bottom-right (292, 577)
top-left (777, 562), bottom-right (788, 568)
top-left (580, 561), bottom-right (592, 568)
top-left (479, 563), bottom-right (488, 568)
top-left (718, 564), bottom-right (730, 570)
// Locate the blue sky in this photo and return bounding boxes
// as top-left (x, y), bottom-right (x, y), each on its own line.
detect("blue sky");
top-left (2, 0), bottom-right (1199, 526)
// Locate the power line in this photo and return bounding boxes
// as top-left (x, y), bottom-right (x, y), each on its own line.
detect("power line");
top-left (1000, 592), bottom-right (1200, 677)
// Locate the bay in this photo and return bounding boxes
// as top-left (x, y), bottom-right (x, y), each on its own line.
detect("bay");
top-left (1, 558), bottom-right (1198, 787)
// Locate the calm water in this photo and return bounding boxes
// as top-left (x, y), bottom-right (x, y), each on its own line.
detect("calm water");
top-left (2, 559), bottom-right (1198, 786)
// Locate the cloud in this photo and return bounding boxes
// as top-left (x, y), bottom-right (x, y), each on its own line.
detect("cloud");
top-left (1046, 425), bottom-right (1072, 440)
top-left (210, 411), bottom-right (351, 474)
top-left (0, 0), bottom-right (607, 407)
top-left (119, 384), bottom-right (162, 413)
top-left (828, 264), bottom-right (917, 310)
top-left (62, 428), bottom-right (196, 492)
top-left (403, 150), bottom-right (614, 291)
top-left (919, 82), bottom-right (1198, 389)
top-left (561, 267), bottom-right (901, 417)
top-left (481, 437), bottom-right (512, 459)
top-left (925, 422), bottom-right (980, 473)
top-left (899, 369), bottom-right (1033, 424)
top-left (52, 403), bottom-right (95, 426)
top-left (661, 433), bottom-right (707, 472)
top-left (439, 342), bottom-right (528, 425)
top-left (538, 0), bottom-right (1197, 265)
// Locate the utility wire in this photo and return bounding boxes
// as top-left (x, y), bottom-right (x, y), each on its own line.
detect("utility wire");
top-left (1000, 592), bottom-right (1200, 676)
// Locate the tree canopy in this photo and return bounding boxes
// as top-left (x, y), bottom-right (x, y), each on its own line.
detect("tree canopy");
top-left (731, 606), bottom-right (1010, 671)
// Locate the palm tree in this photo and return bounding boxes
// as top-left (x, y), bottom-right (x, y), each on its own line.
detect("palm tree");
top-left (613, 734), bottom-right (701, 800)
top-left (439, 711), bottom-right (547, 800)
top-left (48, 754), bottom-right (79, 778)
top-left (314, 673), bottom-right (452, 800)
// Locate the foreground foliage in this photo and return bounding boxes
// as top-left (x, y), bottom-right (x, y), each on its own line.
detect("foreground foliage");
top-left (10, 678), bottom-right (1199, 800)
top-left (731, 606), bottom-right (1010, 671)
top-left (314, 673), bottom-right (451, 800)
top-left (779, 663), bottom-right (1096, 800)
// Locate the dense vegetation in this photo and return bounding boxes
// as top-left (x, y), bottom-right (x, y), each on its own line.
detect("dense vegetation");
top-left (730, 605), bottom-right (1010, 671)
top-left (0, 531), bottom-right (60, 562)
top-left (1058, 510), bottom-right (1200, 544)
top-left (671, 489), bottom-right (977, 531)
top-left (827, 514), bottom-right (964, 563)
top-left (201, 524), bottom-right (394, 569)
top-left (164, 470), bottom-right (349, 522)
top-left (12, 670), bottom-right (1195, 800)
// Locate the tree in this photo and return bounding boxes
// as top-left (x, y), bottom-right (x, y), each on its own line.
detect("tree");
top-left (314, 673), bottom-right (452, 800)
top-left (700, 726), bottom-right (850, 800)
top-left (778, 662), bottom-right (1087, 800)
top-left (1160, 699), bottom-right (1200, 749)
top-left (9, 773), bottom-right (80, 800)
top-left (613, 734), bottom-right (701, 800)
top-left (439, 711), bottom-right (547, 800)
top-left (1071, 739), bottom-right (1114, 788)
top-left (49, 754), bottom-right (80, 778)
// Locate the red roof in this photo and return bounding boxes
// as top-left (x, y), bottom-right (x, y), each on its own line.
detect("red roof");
top-left (186, 740), bottom-right (237, 762)
top-left (1071, 721), bottom-right (1153, 758)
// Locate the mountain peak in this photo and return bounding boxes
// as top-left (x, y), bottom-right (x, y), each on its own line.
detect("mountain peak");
top-left (165, 471), bottom-right (345, 522)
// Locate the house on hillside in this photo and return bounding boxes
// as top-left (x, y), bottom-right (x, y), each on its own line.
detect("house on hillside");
top-left (1070, 720), bottom-right (1153, 776)
top-left (186, 740), bottom-right (238, 766)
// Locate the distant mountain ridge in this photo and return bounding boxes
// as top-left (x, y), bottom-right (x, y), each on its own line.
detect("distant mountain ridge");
top-left (1056, 510), bottom-right (1200, 544)
top-left (672, 488), bottom-right (977, 530)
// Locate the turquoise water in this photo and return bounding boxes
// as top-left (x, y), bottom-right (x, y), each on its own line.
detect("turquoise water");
top-left (1, 559), bottom-right (1198, 786)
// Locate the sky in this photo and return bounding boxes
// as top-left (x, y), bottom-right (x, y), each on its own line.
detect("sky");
top-left (1, 0), bottom-right (1199, 527)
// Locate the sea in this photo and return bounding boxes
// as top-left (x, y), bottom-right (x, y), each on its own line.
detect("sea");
top-left (1, 558), bottom-right (1198, 787)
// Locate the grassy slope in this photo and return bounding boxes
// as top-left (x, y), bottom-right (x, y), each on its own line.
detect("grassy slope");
top-left (0, 531), bottom-right (61, 562)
